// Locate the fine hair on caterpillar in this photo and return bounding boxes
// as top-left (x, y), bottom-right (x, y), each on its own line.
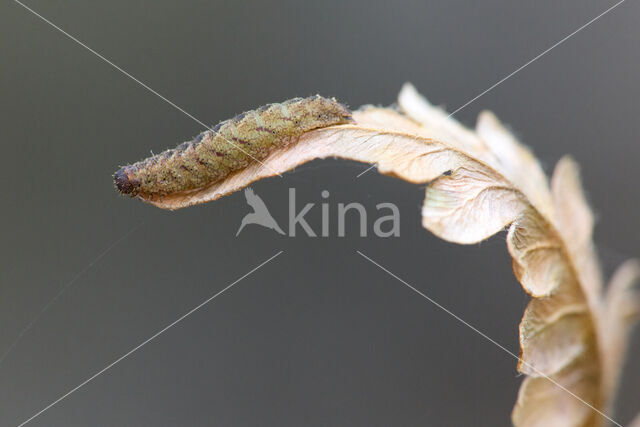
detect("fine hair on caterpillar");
top-left (114, 96), bottom-right (352, 198)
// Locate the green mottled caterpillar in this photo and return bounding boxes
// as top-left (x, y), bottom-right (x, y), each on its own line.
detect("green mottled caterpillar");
top-left (114, 95), bottom-right (352, 198)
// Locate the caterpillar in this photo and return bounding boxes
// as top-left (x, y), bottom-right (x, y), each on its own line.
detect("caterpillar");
top-left (114, 95), bottom-right (352, 198)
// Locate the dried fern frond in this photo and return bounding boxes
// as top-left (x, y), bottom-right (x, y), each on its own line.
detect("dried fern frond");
top-left (116, 84), bottom-right (639, 426)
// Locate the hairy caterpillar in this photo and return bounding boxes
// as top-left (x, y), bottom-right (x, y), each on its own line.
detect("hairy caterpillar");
top-left (114, 95), bottom-right (352, 198)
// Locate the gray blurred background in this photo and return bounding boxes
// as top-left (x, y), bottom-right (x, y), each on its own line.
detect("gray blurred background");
top-left (1, 1), bottom-right (639, 425)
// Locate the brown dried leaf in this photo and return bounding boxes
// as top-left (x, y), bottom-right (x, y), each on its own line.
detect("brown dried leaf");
top-left (601, 260), bottom-right (640, 403)
top-left (401, 86), bottom-right (637, 426)
top-left (120, 85), bottom-right (639, 426)
top-left (421, 166), bottom-right (525, 244)
top-left (475, 110), bottom-right (554, 220)
top-left (551, 157), bottom-right (603, 305)
top-left (512, 357), bottom-right (601, 427)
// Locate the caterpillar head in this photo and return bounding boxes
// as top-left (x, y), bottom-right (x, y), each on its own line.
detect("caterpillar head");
top-left (114, 166), bottom-right (141, 196)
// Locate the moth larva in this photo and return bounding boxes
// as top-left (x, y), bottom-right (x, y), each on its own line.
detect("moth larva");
top-left (114, 95), bottom-right (352, 198)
